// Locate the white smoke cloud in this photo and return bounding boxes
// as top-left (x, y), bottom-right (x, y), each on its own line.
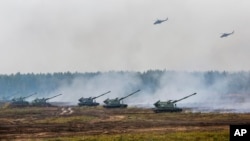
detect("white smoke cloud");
top-left (52, 72), bottom-right (142, 105)
top-left (46, 71), bottom-right (250, 113)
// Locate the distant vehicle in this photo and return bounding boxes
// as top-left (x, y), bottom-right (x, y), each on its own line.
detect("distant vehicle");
top-left (153, 93), bottom-right (197, 113)
top-left (78, 91), bottom-right (111, 106)
top-left (103, 90), bottom-right (140, 108)
top-left (220, 31), bottom-right (234, 38)
top-left (154, 18), bottom-right (168, 25)
top-left (10, 92), bottom-right (37, 107)
top-left (31, 94), bottom-right (62, 107)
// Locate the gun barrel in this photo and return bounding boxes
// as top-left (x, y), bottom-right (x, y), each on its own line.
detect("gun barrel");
top-left (92, 91), bottom-right (111, 99)
top-left (173, 93), bottom-right (197, 103)
top-left (45, 94), bottom-right (62, 101)
top-left (23, 92), bottom-right (37, 99)
top-left (119, 89), bottom-right (140, 101)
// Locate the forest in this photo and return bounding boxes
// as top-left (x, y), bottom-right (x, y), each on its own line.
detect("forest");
top-left (1, 70), bottom-right (250, 100)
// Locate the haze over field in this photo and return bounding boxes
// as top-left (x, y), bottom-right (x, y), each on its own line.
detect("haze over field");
top-left (0, 0), bottom-right (250, 73)
top-left (0, 1), bottom-right (250, 113)
top-left (51, 71), bottom-right (250, 112)
top-left (1, 71), bottom-right (248, 113)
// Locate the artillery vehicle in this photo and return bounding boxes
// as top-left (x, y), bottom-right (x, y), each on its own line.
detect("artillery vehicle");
top-left (78, 91), bottom-right (111, 106)
top-left (153, 93), bottom-right (197, 113)
top-left (31, 94), bottom-right (62, 107)
top-left (103, 90), bottom-right (140, 108)
top-left (10, 92), bottom-right (37, 107)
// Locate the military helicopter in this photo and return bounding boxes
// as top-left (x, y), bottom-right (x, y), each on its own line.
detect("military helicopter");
top-left (220, 31), bottom-right (234, 38)
top-left (154, 18), bottom-right (168, 25)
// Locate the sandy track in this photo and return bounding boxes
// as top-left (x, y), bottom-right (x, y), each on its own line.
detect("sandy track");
top-left (59, 107), bottom-right (74, 115)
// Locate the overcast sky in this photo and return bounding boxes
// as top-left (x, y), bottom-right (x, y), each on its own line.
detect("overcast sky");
top-left (0, 0), bottom-right (250, 74)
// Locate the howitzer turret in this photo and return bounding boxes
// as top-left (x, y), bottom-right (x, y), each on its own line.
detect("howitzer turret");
top-left (31, 94), bottom-right (62, 107)
top-left (10, 92), bottom-right (37, 107)
top-left (153, 93), bottom-right (197, 113)
top-left (78, 91), bottom-right (111, 106)
top-left (103, 90), bottom-right (140, 108)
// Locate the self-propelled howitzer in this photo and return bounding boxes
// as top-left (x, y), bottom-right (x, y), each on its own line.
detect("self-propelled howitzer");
top-left (10, 92), bottom-right (37, 107)
top-left (153, 93), bottom-right (197, 113)
top-left (78, 91), bottom-right (111, 106)
top-left (103, 90), bottom-right (140, 108)
top-left (31, 94), bottom-right (62, 107)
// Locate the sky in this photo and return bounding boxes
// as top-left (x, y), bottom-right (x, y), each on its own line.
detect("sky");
top-left (1, 0), bottom-right (250, 74)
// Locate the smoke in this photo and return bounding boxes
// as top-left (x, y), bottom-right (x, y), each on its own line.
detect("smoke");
top-left (52, 72), bottom-right (142, 105)
top-left (47, 71), bottom-right (250, 113)
top-left (1, 0), bottom-right (249, 112)
top-left (1, 0), bottom-right (250, 73)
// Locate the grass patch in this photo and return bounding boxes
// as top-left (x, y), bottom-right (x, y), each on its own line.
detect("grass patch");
top-left (126, 112), bottom-right (250, 122)
top-left (35, 115), bottom-right (97, 124)
top-left (43, 130), bottom-right (229, 141)
top-left (0, 107), bottom-right (47, 115)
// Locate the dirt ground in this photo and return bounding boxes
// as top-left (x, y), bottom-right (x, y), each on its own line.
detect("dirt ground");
top-left (0, 106), bottom-right (250, 140)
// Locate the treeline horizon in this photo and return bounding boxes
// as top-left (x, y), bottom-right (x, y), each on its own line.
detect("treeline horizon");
top-left (1, 70), bottom-right (250, 99)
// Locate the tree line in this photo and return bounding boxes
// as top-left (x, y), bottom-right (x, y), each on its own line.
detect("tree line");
top-left (1, 70), bottom-right (250, 99)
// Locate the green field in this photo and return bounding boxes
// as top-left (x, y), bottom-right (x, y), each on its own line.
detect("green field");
top-left (0, 106), bottom-right (248, 141)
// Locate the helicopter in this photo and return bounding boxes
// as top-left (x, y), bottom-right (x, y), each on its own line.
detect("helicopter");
top-left (220, 31), bottom-right (234, 38)
top-left (154, 18), bottom-right (168, 25)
